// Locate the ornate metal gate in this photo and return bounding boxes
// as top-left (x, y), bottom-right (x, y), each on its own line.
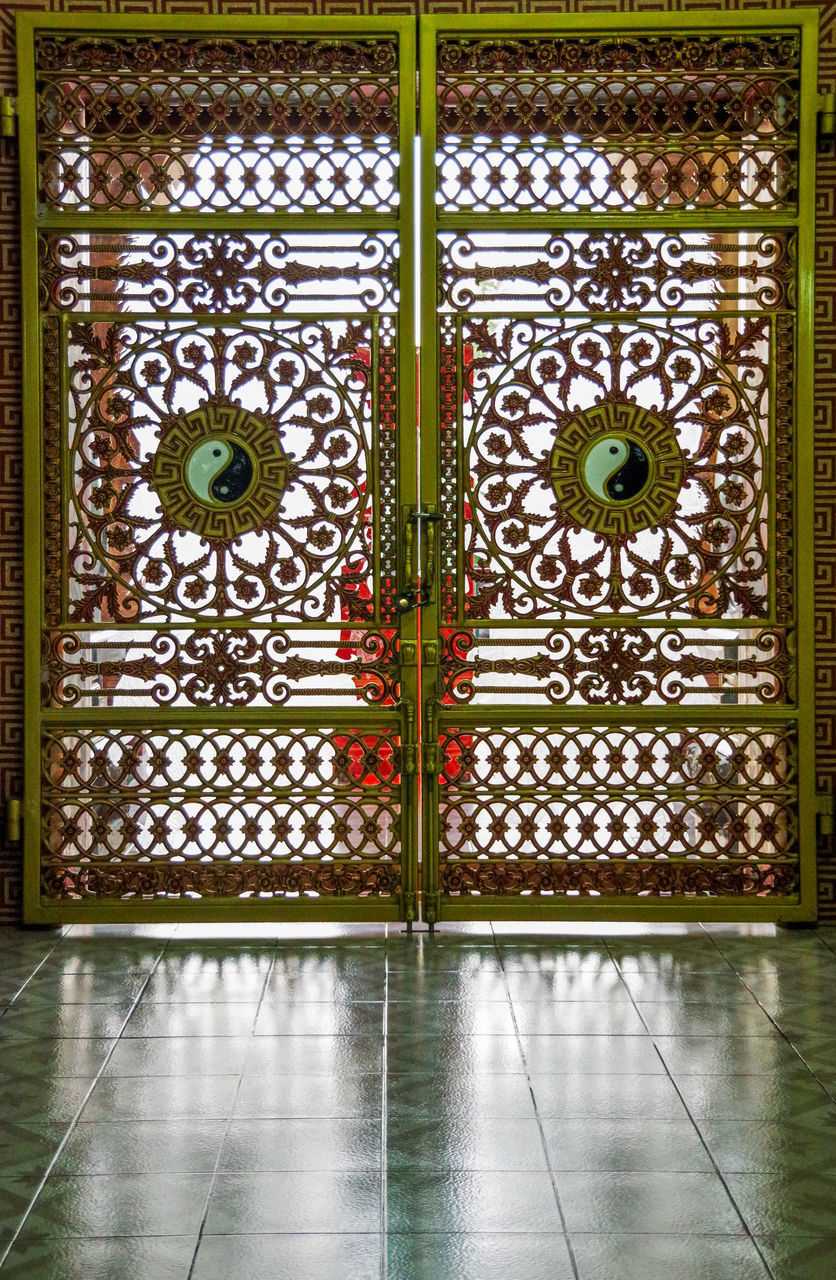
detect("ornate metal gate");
top-left (19, 15), bottom-right (419, 922)
top-left (419, 12), bottom-right (819, 924)
top-left (19, 11), bottom-right (818, 924)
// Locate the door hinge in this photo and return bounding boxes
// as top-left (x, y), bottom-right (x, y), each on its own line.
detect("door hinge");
top-left (818, 91), bottom-right (836, 146)
top-left (816, 791), bottom-right (834, 837)
top-left (403, 744), bottom-right (419, 776)
top-left (0, 97), bottom-right (17, 138)
top-left (400, 641), bottom-right (417, 666)
top-left (402, 890), bottom-right (417, 923)
top-left (423, 891), bottom-right (441, 925)
top-left (5, 797), bottom-right (21, 844)
top-left (423, 742), bottom-right (441, 775)
top-left (423, 640), bottom-right (438, 665)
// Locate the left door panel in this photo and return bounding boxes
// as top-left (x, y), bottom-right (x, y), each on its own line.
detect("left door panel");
top-left (18, 16), bottom-right (417, 922)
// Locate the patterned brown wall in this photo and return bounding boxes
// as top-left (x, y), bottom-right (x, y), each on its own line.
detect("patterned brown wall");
top-left (1, 0), bottom-right (834, 921)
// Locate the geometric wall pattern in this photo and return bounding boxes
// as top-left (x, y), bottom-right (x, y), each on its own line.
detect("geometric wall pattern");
top-left (1, 0), bottom-right (835, 921)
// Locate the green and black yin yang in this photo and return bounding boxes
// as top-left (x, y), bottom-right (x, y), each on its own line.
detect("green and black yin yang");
top-left (582, 436), bottom-right (651, 504)
top-left (186, 437), bottom-right (255, 507)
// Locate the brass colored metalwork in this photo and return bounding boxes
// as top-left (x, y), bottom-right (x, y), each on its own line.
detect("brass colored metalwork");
top-left (41, 232), bottom-right (399, 315)
top-left (435, 34), bottom-right (800, 214)
top-left (20, 14), bottom-right (417, 922)
top-left (18, 11), bottom-right (818, 924)
top-left (0, 96), bottom-right (16, 137)
top-left (35, 35), bottom-right (400, 214)
top-left (5, 798), bottom-right (21, 844)
top-left (420, 12), bottom-right (819, 922)
top-left (441, 628), bottom-right (791, 707)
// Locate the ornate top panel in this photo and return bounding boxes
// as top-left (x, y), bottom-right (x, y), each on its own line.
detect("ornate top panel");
top-left (36, 36), bottom-right (398, 75)
top-left (35, 37), bottom-right (400, 214)
top-left (435, 35), bottom-right (799, 213)
top-left (437, 35), bottom-right (800, 74)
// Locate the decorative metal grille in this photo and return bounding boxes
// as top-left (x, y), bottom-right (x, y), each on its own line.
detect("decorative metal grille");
top-left (35, 36), bottom-right (400, 213)
top-left (422, 18), bottom-right (815, 920)
top-left (28, 18), bottom-right (415, 918)
top-left (19, 13), bottom-right (816, 923)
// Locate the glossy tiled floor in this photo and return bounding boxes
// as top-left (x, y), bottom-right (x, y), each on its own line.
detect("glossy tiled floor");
top-left (0, 920), bottom-right (834, 1279)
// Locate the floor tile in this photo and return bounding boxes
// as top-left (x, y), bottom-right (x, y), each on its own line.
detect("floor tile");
top-left (386, 1035), bottom-right (524, 1074)
top-left (498, 949), bottom-right (616, 975)
top-left (385, 1117), bottom-right (547, 1171)
top-left (244, 1034), bottom-right (383, 1076)
top-left (386, 1073), bottom-right (535, 1121)
top-left (672, 1070), bottom-right (834, 1121)
top-left (0, 1003), bottom-right (134, 1039)
top-left (18, 973), bottom-right (150, 1004)
top-left (0, 1039), bottom-right (115, 1077)
top-left (503, 971), bottom-right (633, 1002)
top-left (203, 1171), bottom-right (381, 1234)
top-left (697, 1118), bottom-right (836, 1173)
top-left (387, 1001), bottom-right (516, 1037)
top-left (520, 1035), bottom-right (664, 1075)
top-left (635, 1002), bottom-right (777, 1037)
top-left (192, 1233), bottom-right (380, 1280)
top-left (528, 1072), bottom-right (688, 1120)
top-left (386, 970), bottom-right (509, 1002)
top-left (388, 1232), bottom-right (574, 1280)
top-left (0, 1178), bottom-right (45, 1242)
top-left (0, 1121), bottom-right (69, 1178)
top-left (53, 1119), bottom-right (228, 1175)
top-left (79, 1073), bottom-right (241, 1121)
top-left (0, 1076), bottom-right (95, 1124)
top-left (386, 1170), bottom-right (563, 1233)
top-left (724, 1173), bottom-right (836, 1235)
top-left (254, 1001), bottom-right (384, 1036)
top-left (20, 1172), bottom-right (212, 1237)
top-left (571, 1232), bottom-right (770, 1280)
top-left (556, 1171), bottom-right (744, 1234)
top-left (619, 971), bottom-right (760, 1003)
top-left (123, 1002), bottom-right (261, 1037)
top-left (219, 1118), bottom-right (381, 1171)
top-left (512, 1001), bottom-right (647, 1036)
top-left (102, 1035), bottom-right (252, 1076)
top-left (147, 956), bottom-right (272, 1000)
top-left (233, 1071), bottom-right (382, 1118)
top-left (755, 1235), bottom-right (836, 1279)
top-left (652, 1035), bottom-right (801, 1075)
top-left (0, 1234), bottom-right (197, 1279)
top-left (541, 1118), bottom-right (712, 1171)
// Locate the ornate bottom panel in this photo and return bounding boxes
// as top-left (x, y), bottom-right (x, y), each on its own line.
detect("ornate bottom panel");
top-left (438, 724), bottom-right (798, 902)
top-left (42, 727), bottom-right (402, 903)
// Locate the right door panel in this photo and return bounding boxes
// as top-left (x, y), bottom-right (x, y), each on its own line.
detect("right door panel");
top-left (419, 13), bottom-right (818, 923)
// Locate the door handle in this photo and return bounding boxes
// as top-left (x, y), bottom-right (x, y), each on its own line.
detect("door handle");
top-left (397, 510), bottom-right (443, 613)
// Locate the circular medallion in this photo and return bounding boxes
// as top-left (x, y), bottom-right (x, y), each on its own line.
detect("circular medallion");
top-left (551, 401), bottom-right (684, 536)
top-left (152, 404), bottom-right (287, 539)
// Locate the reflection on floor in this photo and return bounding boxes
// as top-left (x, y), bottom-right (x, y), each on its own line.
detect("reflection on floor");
top-left (0, 920), bottom-right (834, 1279)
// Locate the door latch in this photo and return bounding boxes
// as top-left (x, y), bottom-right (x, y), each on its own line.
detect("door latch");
top-left (396, 584), bottom-right (430, 614)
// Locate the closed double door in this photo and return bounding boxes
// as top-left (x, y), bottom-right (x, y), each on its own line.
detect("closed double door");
top-left (18, 11), bottom-right (818, 924)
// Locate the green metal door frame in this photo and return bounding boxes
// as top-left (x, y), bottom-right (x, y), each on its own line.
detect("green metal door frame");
top-left (16, 10), bottom-right (820, 924)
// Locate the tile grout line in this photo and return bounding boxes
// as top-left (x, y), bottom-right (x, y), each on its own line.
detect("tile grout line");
top-left (185, 940), bottom-right (279, 1280)
top-left (492, 923), bottom-right (582, 1280)
top-left (0, 935), bottom-right (170, 1273)
top-left (698, 925), bottom-right (836, 1102)
top-left (380, 923), bottom-right (389, 1280)
top-left (608, 933), bottom-right (777, 1280)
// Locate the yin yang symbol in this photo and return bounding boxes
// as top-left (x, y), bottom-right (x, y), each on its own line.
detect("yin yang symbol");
top-left (583, 436), bottom-right (650, 504)
top-left (186, 437), bottom-right (254, 507)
